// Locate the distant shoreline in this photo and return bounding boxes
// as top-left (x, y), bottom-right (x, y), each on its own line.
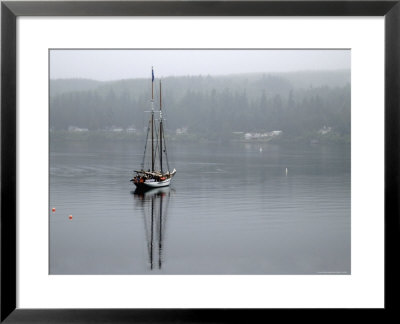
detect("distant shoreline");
top-left (49, 130), bottom-right (350, 146)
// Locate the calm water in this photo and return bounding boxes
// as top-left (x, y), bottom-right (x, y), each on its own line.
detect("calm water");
top-left (49, 140), bottom-right (350, 274)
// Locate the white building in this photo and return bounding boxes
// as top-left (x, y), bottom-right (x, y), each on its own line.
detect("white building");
top-left (68, 126), bottom-right (88, 132)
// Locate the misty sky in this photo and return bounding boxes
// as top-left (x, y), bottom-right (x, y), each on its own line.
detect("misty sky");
top-left (50, 49), bottom-right (350, 81)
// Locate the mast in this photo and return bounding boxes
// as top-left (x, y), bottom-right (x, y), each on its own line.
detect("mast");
top-left (159, 81), bottom-right (163, 173)
top-left (151, 67), bottom-right (154, 171)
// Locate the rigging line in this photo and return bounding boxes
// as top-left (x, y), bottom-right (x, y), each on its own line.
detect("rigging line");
top-left (141, 119), bottom-right (151, 169)
top-left (163, 131), bottom-right (170, 172)
top-left (161, 109), bottom-right (171, 172)
top-left (153, 125), bottom-right (160, 169)
top-left (154, 84), bottom-right (160, 110)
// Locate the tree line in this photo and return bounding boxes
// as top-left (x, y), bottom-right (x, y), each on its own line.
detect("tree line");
top-left (50, 71), bottom-right (350, 142)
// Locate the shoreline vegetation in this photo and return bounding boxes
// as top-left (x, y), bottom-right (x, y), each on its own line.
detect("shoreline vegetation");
top-left (50, 70), bottom-right (351, 147)
top-left (50, 130), bottom-right (350, 146)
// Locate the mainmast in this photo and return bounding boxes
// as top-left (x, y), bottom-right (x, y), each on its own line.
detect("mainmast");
top-left (151, 67), bottom-right (155, 171)
top-left (159, 80), bottom-right (163, 173)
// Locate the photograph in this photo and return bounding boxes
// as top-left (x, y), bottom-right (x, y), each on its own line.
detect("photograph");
top-left (3, 0), bottom-right (399, 320)
top-left (49, 49), bottom-right (351, 275)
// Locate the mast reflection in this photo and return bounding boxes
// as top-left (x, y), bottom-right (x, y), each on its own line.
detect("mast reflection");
top-left (133, 187), bottom-right (172, 270)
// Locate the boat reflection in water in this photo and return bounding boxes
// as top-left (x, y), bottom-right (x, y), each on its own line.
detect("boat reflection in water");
top-left (133, 187), bottom-right (172, 271)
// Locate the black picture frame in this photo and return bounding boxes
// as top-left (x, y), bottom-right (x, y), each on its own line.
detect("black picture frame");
top-left (1, 0), bottom-right (399, 322)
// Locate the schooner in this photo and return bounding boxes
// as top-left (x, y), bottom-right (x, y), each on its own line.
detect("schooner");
top-left (131, 68), bottom-right (176, 189)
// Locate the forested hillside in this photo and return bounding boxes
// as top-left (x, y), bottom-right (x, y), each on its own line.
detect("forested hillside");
top-left (50, 70), bottom-right (350, 142)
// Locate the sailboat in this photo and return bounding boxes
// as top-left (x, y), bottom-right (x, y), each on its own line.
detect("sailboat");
top-left (131, 68), bottom-right (176, 189)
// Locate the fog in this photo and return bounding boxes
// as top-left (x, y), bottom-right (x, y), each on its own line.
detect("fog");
top-left (50, 49), bottom-right (351, 144)
top-left (50, 49), bottom-right (350, 81)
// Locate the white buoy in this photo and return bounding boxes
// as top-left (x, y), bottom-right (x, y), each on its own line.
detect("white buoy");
top-left (259, 147), bottom-right (263, 152)
top-left (285, 168), bottom-right (288, 176)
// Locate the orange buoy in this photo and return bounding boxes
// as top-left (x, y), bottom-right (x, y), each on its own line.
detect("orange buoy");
top-left (68, 215), bottom-right (73, 220)
top-left (52, 208), bottom-right (56, 212)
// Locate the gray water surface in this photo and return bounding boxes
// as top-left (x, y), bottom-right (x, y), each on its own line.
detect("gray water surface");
top-left (49, 141), bottom-right (350, 274)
